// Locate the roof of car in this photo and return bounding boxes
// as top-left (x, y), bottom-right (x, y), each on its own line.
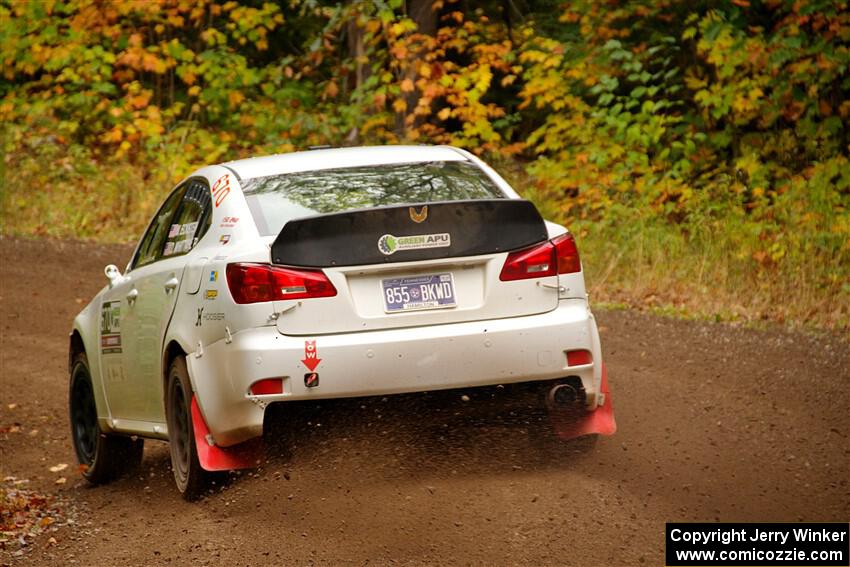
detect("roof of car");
top-left (222, 145), bottom-right (470, 181)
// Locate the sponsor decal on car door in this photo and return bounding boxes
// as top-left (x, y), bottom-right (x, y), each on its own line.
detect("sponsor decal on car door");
top-left (98, 278), bottom-right (140, 420)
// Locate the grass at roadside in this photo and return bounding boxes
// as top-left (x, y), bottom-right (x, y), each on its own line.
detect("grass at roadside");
top-left (0, 140), bottom-right (182, 242)
top-left (579, 227), bottom-right (849, 333)
top-left (506, 164), bottom-right (849, 334)
top-left (2, 150), bottom-right (847, 334)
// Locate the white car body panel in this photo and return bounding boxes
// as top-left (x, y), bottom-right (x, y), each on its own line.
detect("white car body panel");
top-left (189, 299), bottom-right (600, 446)
top-left (71, 145), bottom-right (604, 448)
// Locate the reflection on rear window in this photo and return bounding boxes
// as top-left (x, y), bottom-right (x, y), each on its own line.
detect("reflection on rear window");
top-left (241, 161), bottom-right (505, 236)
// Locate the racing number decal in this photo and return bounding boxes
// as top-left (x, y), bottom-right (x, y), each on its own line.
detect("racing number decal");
top-left (211, 174), bottom-right (231, 208)
top-left (100, 300), bottom-right (122, 354)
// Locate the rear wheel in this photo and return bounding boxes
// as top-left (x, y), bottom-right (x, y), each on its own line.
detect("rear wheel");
top-left (166, 355), bottom-right (210, 500)
top-left (69, 353), bottom-right (143, 484)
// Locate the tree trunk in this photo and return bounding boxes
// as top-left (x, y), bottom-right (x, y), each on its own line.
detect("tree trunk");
top-left (395, 0), bottom-right (437, 137)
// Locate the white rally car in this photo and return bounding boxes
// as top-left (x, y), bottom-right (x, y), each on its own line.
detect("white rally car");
top-left (69, 145), bottom-right (615, 499)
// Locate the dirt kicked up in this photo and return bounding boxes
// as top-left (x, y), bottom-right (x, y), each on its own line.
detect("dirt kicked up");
top-left (0, 236), bottom-right (848, 566)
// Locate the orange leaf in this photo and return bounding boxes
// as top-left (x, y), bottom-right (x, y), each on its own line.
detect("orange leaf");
top-left (324, 81), bottom-right (339, 98)
top-left (391, 44), bottom-right (408, 60)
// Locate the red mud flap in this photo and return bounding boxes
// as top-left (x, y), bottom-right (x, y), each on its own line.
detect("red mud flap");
top-left (551, 362), bottom-right (617, 440)
top-left (191, 396), bottom-right (263, 471)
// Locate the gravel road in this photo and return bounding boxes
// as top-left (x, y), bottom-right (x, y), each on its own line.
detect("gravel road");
top-left (1, 237), bottom-right (847, 566)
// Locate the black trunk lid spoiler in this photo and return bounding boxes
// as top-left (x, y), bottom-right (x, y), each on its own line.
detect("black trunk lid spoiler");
top-left (271, 199), bottom-right (548, 267)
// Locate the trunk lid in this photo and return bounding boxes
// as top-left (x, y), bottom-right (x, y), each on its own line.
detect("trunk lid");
top-left (272, 200), bottom-right (559, 335)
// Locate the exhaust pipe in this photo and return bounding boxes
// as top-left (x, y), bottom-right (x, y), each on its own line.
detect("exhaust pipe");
top-left (546, 377), bottom-right (586, 408)
top-left (548, 384), bottom-right (578, 406)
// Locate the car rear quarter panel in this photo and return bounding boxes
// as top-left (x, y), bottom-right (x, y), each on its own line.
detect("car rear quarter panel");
top-left (163, 168), bottom-right (280, 421)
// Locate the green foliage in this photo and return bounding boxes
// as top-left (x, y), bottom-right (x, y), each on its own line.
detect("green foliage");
top-left (515, 0), bottom-right (849, 330)
top-left (0, 0), bottom-right (847, 330)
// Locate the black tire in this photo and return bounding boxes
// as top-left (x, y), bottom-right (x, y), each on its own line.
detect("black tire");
top-left (69, 353), bottom-right (144, 484)
top-left (166, 355), bottom-right (210, 500)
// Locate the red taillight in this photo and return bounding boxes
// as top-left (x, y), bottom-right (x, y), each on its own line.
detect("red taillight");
top-left (499, 241), bottom-right (555, 281)
top-left (499, 233), bottom-right (581, 281)
top-left (249, 378), bottom-right (283, 396)
top-left (566, 349), bottom-right (593, 367)
top-left (226, 263), bottom-right (337, 304)
top-left (553, 233), bottom-right (581, 274)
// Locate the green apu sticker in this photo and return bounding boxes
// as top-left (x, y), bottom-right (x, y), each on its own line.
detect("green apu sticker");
top-left (378, 233), bottom-right (451, 255)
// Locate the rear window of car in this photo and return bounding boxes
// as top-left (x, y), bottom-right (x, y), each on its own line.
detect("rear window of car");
top-left (241, 161), bottom-right (506, 236)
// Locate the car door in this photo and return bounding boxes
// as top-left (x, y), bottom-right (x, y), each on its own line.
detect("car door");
top-left (99, 186), bottom-right (186, 425)
top-left (126, 180), bottom-right (213, 423)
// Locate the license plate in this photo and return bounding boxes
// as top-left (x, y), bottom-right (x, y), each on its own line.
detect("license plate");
top-left (382, 273), bottom-right (457, 313)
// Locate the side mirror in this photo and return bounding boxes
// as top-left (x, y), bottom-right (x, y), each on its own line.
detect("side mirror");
top-left (104, 264), bottom-right (122, 285)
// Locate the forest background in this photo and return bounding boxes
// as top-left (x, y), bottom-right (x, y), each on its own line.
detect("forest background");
top-left (1, 0), bottom-right (848, 331)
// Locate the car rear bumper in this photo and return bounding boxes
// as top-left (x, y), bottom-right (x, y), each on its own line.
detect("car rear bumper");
top-left (188, 298), bottom-right (603, 447)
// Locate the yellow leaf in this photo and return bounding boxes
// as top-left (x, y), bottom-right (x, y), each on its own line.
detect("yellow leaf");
top-left (685, 75), bottom-right (707, 90)
top-left (437, 107), bottom-right (451, 120)
top-left (228, 91), bottom-right (245, 108)
top-left (393, 98), bottom-right (408, 113)
top-left (400, 78), bottom-right (415, 93)
top-left (365, 20), bottom-right (381, 34)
